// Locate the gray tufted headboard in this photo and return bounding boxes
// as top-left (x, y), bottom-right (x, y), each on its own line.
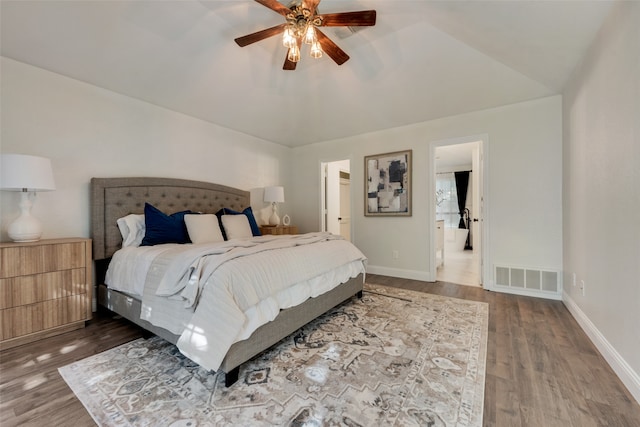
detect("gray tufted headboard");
top-left (91, 177), bottom-right (250, 260)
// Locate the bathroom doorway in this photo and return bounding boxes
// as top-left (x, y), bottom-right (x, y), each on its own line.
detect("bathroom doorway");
top-left (431, 137), bottom-right (486, 287)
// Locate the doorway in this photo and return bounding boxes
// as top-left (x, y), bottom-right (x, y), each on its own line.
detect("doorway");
top-left (320, 159), bottom-right (351, 241)
top-left (431, 137), bottom-right (487, 287)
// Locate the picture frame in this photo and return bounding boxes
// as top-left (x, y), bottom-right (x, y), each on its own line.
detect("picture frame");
top-left (365, 149), bottom-right (412, 216)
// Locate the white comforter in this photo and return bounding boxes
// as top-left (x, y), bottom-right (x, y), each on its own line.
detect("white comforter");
top-left (105, 232), bottom-right (366, 371)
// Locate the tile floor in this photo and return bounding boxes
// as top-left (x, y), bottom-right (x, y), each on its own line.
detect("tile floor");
top-left (436, 247), bottom-right (481, 287)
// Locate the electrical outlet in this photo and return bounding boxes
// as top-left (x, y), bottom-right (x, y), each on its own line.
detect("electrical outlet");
top-left (580, 279), bottom-right (586, 296)
top-left (572, 273), bottom-right (576, 287)
top-left (392, 250), bottom-right (399, 259)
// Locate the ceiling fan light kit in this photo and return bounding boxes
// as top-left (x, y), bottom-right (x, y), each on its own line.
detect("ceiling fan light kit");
top-left (235, 0), bottom-right (376, 70)
top-left (282, 4), bottom-right (323, 62)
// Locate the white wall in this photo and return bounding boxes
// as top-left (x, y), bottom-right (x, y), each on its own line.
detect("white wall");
top-left (562, 1), bottom-right (640, 401)
top-left (0, 57), bottom-right (291, 241)
top-left (291, 95), bottom-right (563, 286)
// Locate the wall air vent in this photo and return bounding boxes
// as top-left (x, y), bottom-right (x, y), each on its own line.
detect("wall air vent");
top-left (495, 265), bottom-right (559, 294)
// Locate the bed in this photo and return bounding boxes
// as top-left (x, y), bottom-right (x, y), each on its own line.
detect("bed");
top-left (91, 177), bottom-right (365, 386)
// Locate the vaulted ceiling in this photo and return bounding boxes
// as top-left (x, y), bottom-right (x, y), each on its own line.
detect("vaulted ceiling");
top-left (0, 0), bottom-right (613, 147)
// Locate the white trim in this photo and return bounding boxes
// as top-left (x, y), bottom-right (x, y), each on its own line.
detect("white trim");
top-left (563, 291), bottom-right (640, 404)
top-left (366, 265), bottom-right (433, 282)
top-left (429, 134), bottom-right (490, 289)
top-left (428, 143), bottom-right (437, 281)
top-left (319, 161), bottom-right (328, 233)
top-left (492, 285), bottom-right (562, 301)
top-left (480, 139), bottom-right (490, 291)
top-left (319, 157), bottom-right (354, 241)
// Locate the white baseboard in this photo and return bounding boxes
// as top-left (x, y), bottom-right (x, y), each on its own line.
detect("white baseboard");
top-left (365, 265), bottom-right (433, 282)
top-left (492, 284), bottom-right (562, 301)
top-left (563, 291), bottom-right (640, 404)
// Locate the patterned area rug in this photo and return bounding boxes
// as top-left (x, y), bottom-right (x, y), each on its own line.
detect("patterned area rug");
top-left (59, 285), bottom-right (488, 426)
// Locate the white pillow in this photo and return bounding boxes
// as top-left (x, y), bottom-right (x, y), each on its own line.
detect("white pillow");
top-left (221, 214), bottom-right (253, 240)
top-left (116, 214), bottom-right (145, 247)
top-left (184, 214), bottom-right (224, 244)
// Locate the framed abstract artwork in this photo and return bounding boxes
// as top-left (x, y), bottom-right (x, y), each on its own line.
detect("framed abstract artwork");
top-left (365, 149), bottom-right (412, 216)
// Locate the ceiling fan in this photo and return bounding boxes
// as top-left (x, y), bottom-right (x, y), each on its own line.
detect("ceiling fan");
top-left (235, 0), bottom-right (376, 70)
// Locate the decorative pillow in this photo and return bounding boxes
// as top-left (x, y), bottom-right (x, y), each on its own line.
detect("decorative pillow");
top-left (220, 214), bottom-right (253, 240)
top-left (141, 203), bottom-right (192, 246)
top-left (116, 214), bottom-right (145, 248)
top-left (221, 207), bottom-right (262, 237)
top-left (184, 214), bottom-right (224, 244)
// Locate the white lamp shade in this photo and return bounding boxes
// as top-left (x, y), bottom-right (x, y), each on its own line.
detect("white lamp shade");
top-left (263, 186), bottom-right (285, 203)
top-left (1, 154), bottom-right (56, 191)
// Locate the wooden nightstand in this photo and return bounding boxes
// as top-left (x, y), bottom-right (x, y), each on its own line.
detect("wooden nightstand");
top-left (0, 238), bottom-right (92, 350)
top-left (259, 225), bottom-right (299, 235)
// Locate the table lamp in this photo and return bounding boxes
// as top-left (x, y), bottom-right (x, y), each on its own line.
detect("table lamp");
top-left (1, 154), bottom-right (56, 242)
top-left (263, 186), bottom-right (284, 226)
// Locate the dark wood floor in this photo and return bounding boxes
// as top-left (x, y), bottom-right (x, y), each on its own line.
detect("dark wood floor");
top-left (1, 275), bottom-right (639, 426)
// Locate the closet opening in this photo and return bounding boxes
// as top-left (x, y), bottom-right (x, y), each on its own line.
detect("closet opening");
top-left (320, 159), bottom-right (351, 241)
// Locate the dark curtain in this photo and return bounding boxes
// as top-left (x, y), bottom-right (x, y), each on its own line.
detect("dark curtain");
top-left (454, 172), bottom-right (469, 229)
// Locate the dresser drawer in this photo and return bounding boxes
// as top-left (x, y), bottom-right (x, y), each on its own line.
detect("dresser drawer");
top-left (1, 294), bottom-right (89, 341)
top-left (0, 238), bottom-right (92, 349)
top-left (0, 268), bottom-right (87, 309)
top-left (0, 242), bottom-right (86, 278)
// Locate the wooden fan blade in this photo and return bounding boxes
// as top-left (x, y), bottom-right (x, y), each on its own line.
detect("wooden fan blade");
top-left (303, 0), bottom-right (321, 15)
top-left (254, 0), bottom-right (291, 16)
top-left (319, 10), bottom-right (376, 27)
top-left (235, 23), bottom-right (287, 47)
top-left (315, 28), bottom-right (349, 65)
top-left (283, 53), bottom-right (297, 70)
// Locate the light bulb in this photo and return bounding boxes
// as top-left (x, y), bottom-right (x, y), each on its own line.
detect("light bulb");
top-left (282, 27), bottom-right (296, 49)
top-left (310, 41), bottom-right (323, 58)
top-left (288, 45), bottom-right (301, 62)
top-left (303, 25), bottom-right (316, 45)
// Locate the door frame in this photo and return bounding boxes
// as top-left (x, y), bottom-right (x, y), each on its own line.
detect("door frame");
top-left (320, 158), bottom-right (353, 240)
top-left (429, 134), bottom-right (491, 290)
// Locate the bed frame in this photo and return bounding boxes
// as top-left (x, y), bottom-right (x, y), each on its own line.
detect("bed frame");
top-left (91, 177), bottom-right (363, 386)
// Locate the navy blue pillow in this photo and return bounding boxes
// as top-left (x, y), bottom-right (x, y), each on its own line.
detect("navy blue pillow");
top-left (216, 206), bottom-right (262, 239)
top-left (141, 203), bottom-right (192, 246)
